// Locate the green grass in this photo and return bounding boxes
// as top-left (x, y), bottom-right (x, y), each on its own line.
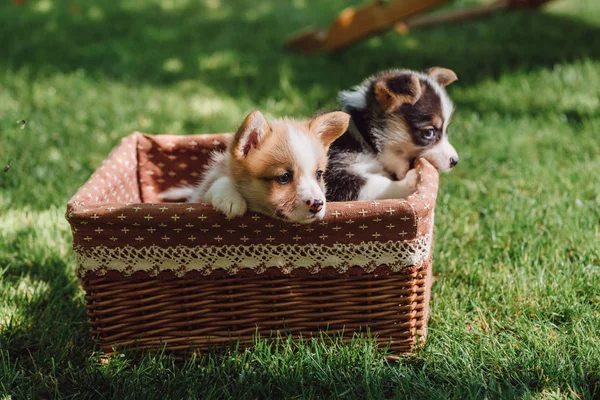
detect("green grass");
top-left (1, 0), bottom-right (600, 398)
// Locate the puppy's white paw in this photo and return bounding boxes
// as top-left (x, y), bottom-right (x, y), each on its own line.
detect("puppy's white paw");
top-left (395, 169), bottom-right (418, 198)
top-left (213, 192), bottom-right (247, 218)
top-left (393, 161), bottom-right (411, 181)
top-left (404, 168), bottom-right (418, 189)
top-left (204, 177), bottom-right (247, 218)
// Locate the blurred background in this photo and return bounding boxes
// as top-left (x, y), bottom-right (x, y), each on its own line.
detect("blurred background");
top-left (1, 0), bottom-right (599, 397)
top-left (0, 0), bottom-right (598, 207)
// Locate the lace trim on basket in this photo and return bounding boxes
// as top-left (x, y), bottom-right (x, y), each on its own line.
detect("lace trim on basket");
top-left (74, 234), bottom-right (432, 277)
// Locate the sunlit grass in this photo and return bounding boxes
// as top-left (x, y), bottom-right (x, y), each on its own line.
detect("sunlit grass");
top-left (0, 0), bottom-right (599, 398)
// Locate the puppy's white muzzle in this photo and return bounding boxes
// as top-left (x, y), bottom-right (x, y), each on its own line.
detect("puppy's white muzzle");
top-left (422, 136), bottom-right (459, 172)
top-left (290, 176), bottom-right (327, 223)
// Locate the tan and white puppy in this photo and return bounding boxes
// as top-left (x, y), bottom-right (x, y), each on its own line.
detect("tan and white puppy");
top-left (160, 110), bottom-right (350, 223)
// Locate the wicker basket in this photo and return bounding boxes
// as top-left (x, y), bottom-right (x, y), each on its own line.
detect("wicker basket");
top-left (66, 132), bottom-right (439, 355)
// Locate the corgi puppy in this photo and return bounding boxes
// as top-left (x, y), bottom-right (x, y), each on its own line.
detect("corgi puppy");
top-left (325, 67), bottom-right (459, 201)
top-left (159, 110), bottom-right (350, 223)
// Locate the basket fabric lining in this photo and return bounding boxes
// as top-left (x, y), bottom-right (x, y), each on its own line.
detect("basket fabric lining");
top-left (75, 233), bottom-right (431, 278)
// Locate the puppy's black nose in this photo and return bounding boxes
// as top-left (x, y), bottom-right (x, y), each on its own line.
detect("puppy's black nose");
top-left (449, 157), bottom-right (459, 168)
top-left (309, 199), bottom-right (324, 214)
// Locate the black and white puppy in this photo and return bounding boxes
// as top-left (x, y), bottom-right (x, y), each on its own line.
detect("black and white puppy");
top-left (325, 67), bottom-right (459, 201)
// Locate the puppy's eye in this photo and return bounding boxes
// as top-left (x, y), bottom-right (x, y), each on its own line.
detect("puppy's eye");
top-left (421, 128), bottom-right (435, 139)
top-left (276, 172), bottom-right (292, 184)
top-left (315, 170), bottom-right (323, 181)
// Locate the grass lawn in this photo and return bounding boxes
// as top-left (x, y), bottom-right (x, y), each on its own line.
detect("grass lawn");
top-left (1, 0), bottom-right (600, 398)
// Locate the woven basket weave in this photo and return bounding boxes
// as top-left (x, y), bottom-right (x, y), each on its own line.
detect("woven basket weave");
top-left (67, 132), bottom-right (439, 355)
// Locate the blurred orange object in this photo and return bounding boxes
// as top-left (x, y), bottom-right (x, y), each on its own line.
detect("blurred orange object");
top-left (286, 0), bottom-right (554, 53)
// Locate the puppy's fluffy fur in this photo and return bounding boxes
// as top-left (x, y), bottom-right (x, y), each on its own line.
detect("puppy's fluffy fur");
top-left (326, 67), bottom-right (459, 201)
top-left (160, 110), bottom-right (350, 223)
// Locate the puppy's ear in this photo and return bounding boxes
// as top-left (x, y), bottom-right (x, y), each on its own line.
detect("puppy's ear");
top-left (309, 111), bottom-right (350, 148)
top-left (231, 110), bottom-right (271, 159)
top-left (374, 74), bottom-right (422, 112)
top-left (426, 67), bottom-right (458, 87)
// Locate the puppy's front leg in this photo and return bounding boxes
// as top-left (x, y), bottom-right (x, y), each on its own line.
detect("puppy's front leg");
top-left (203, 176), bottom-right (248, 218)
top-left (357, 169), bottom-right (417, 200)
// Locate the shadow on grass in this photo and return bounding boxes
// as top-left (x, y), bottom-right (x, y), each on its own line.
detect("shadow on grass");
top-left (1, 257), bottom-right (597, 398)
top-left (0, 229), bottom-right (92, 393)
top-left (1, 1), bottom-right (600, 397)
top-left (1, 0), bottom-right (599, 103)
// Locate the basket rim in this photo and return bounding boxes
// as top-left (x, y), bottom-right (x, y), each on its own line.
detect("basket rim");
top-left (66, 131), bottom-right (439, 223)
